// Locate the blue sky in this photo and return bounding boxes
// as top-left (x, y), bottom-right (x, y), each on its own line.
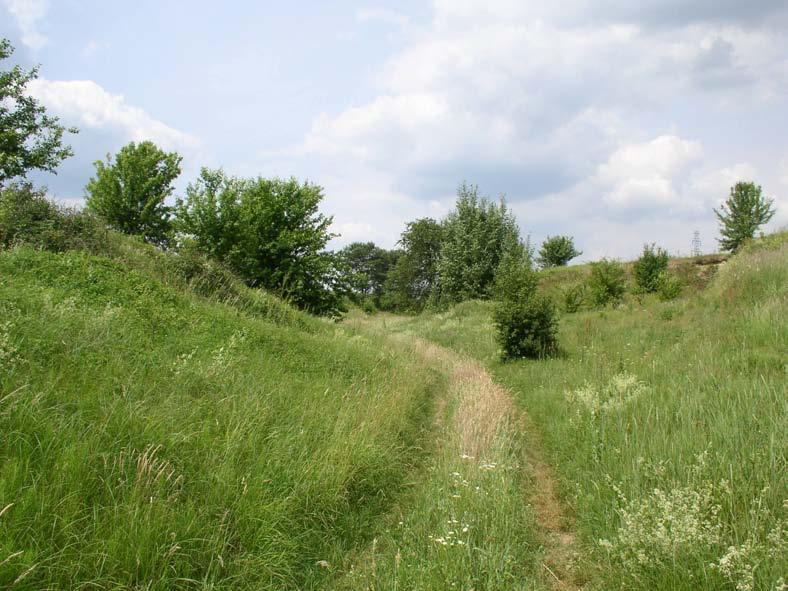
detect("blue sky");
top-left (2, 0), bottom-right (787, 258)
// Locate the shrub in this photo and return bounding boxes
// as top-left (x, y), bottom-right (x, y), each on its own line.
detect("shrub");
top-left (589, 258), bottom-right (626, 306)
top-left (491, 250), bottom-right (537, 302)
top-left (633, 243), bottom-right (669, 293)
top-left (657, 271), bottom-right (682, 301)
top-left (562, 283), bottom-right (587, 313)
top-left (537, 235), bottom-right (582, 268)
top-left (493, 294), bottom-right (559, 359)
top-left (0, 183), bottom-right (106, 252)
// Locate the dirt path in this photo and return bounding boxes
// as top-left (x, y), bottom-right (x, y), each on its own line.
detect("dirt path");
top-left (345, 315), bottom-right (584, 589)
top-left (431, 343), bottom-right (584, 590)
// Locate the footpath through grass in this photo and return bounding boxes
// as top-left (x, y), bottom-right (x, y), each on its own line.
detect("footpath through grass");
top-left (332, 316), bottom-right (551, 590)
top-left (390, 233), bottom-right (787, 590)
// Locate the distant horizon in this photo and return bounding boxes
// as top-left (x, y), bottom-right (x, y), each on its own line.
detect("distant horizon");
top-left (3, 0), bottom-right (787, 260)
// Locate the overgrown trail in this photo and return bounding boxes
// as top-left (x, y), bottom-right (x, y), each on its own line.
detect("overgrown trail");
top-left (336, 316), bottom-right (584, 590)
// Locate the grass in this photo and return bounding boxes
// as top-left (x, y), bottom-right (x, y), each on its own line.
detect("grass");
top-left (331, 322), bottom-right (544, 590)
top-left (389, 232), bottom-right (787, 590)
top-left (0, 245), bottom-right (442, 590)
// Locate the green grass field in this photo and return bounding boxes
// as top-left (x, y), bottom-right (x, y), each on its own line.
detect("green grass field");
top-left (1, 231), bottom-right (785, 590)
top-left (389, 232), bottom-right (787, 590)
top-left (0, 245), bottom-right (444, 589)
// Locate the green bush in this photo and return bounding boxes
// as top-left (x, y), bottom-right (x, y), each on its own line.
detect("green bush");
top-left (589, 258), bottom-right (626, 306)
top-left (493, 294), bottom-right (559, 359)
top-left (657, 271), bottom-right (682, 301)
top-left (0, 183), bottom-right (106, 252)
top-left (562, 283), bottom-right (587, 313)
top-left (633, 243), bottom-right (669, 293)
top-left (537, 235), bottom-right (582, 268)
top-left (491, 251), bottom-right (537, 302)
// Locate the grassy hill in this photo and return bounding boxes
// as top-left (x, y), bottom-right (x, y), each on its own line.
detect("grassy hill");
top-left (0, 239), bottom-right (442, 590)
top-left (386, 232), bottom-right (787, 590)
top-left (1, 223), bottom-right (784, 590)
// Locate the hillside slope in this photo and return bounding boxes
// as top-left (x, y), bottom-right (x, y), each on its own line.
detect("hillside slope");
top-left (0, 244), bottom-right (441, 590)
top-left (386, 232), bottom-right (787, 590)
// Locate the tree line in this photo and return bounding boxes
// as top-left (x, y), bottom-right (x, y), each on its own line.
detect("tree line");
top-left (0, 36), bottom-right (778, 325)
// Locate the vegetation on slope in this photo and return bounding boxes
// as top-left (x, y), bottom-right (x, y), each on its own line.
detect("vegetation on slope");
top-left (0, 243), bottom-right (442, 590)
top-left (387, 232), bottom-right (787, 590)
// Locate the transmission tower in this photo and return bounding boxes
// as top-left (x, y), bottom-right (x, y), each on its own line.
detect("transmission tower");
top-left (692, 231), bottom-right (702, 257)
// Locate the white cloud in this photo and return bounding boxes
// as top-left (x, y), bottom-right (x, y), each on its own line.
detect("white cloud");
top-left (27, 78), bottom-right (201, 153)
top-left (356, 8), bottom-right (409, 28)
top-left (597, 135), bottom-right (703, 209)
top-left (272, 0), bottom-right (788, 254)
top-left (2, 0), bottom-right (48, 49)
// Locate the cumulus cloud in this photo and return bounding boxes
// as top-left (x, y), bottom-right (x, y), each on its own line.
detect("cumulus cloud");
top-left (272, 0), bottom-right (787, 252)
top-left (2, 0), bottom-right (48, 49)
top-left (27, 78), bottom-right (200, 153)
top-left (356, 8), bottom-right (409, 28)
top-left (597, 135), bottom-right (703, 210)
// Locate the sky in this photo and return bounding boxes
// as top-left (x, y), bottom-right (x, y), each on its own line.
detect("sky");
top-left (2, 0), bottom-right (787, 259)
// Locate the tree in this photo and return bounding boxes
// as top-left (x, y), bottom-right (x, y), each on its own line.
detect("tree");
top-left (0, 38), bottom-right (77, 186)
top-left (435, 183), bottom-right (522, 304)
top-left (339, 241), bottom-right (399, 305)
top-left (537, 235), bottom-right (581, 268)
top-left (633, 243), bottom-right (669, 293)
top-left (175, 168), bottom-right (343, 316)
top-left (381, 217), bottom-right (443, 311)
top-left (714, 181), bottom-right (775, 252)
top-left (85, 141), bottom-right (181, 246)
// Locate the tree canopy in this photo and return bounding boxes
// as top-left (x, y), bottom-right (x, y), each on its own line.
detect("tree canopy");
top-left (175, 168), bottom-right (343, 316)
top-left (714, 181), bottom-right (775, 252)
top-left (0, 38), bottom-right (76, 186)
top-left (85, 141), bottom-right (182, 247)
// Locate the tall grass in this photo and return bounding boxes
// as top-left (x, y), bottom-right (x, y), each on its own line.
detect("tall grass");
top-left (0, 246), bottom-right (440, 590)
top-left (332, 324), bottom-right (542, 590)
top-left (392, 233), bottom-right (787, 590)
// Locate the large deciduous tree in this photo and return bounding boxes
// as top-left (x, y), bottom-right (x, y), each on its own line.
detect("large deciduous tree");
top-left (382, 217), bottom-right (443, 311)
top-left (85, 141), bottom-right (182, 247)
top-left (339, 241), bottom-right (399, 305)
top-left (435, 183), bottom-right (521, 305)
top-left (0, 38), bottom-right (76, 186)
top-left (175, 168), bottom-right (343, 316)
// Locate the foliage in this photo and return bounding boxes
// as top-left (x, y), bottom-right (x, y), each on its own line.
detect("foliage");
top-left (85, 140), bottom-right (181, 246)
top-left (0, 246), bottom-right (438, 589)
top-left (175, 168), bottom-right (344, 316)
top-left (633, 243), bottom-right (669, 293)
top-left (537, 235), bottom-right (582, 268)
top-left (491, 253), bottom-right (559, 359)
top-left (656, 271), bottom-right (682, 301)
top-left (0, 182), bottom-right (106, 251)
top-left (392, 230), bottom-right (787, 590)
top-left (714, 181), bottom-right (775, 252)
top-left (435, 183), bottom-right (522, 305)
top-left (0, 38), bottom-right (76, 185)
top-left (492, 294), bottom-right (559, 359)
top-left (339, 241), bottom-right (399, 305)
top-left (562, 283), bottom-right (587, 313)
top-left (491, 247), bottom-right (536, 302)
top-left (381, 217), bottom-right (443, 311)
top-left (589, 258), bottom-right (626, 306)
